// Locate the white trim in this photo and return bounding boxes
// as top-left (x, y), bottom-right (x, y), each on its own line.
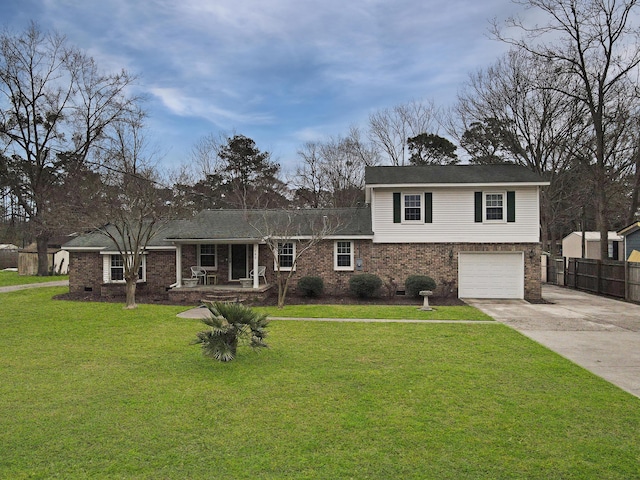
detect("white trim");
top-left (367, 181), bottom-right (549, 188)
top-left (102, 253), bottom-right (146, 284)
top-left (334, 240), bottom-right (354, 271)
top-left (275, 241), bottom-right (296, 271)
top-left (402, 192), bottom-right (423, 224)
top-left (484, 191), bottom-right (506, 223)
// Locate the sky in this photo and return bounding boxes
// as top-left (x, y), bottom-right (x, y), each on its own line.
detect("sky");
top-left (2, 0), bottom-right (525, 174)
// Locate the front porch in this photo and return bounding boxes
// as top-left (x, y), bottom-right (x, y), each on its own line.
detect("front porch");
top-left (167, 282), bottom-right (273, 305)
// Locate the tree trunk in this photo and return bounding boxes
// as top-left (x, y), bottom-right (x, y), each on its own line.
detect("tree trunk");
top-left (627, 152), bottom-right (640, 225)
top-left (124, 279), bottom-right (137, 309)
top-left (36, 236), bottom-right (50, 276)
top-left (596, 180), bottom-right (609, 261)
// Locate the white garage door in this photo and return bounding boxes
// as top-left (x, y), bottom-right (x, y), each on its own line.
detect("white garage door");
top-left (458, 252), bottom-right (524, 299)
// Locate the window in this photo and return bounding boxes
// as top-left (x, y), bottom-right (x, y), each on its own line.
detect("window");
top-left (485, 193), bottom-right (504, 221)
top-left (277, 242), bottom-right (295, 271)
top-left (334, 241), bottom-right (354, 271)
top-left (105, 254), bottom-right (144, 283)
top-left (110, 255), bottom-right (124, 281)
top-left (404, 194), bottom-right (422, 221)
top-left (198, 244), bottom-right (217, 268)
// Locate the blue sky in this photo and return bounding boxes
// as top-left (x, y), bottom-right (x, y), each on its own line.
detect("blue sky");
top-left (3, 0), bottom-right (523, 173)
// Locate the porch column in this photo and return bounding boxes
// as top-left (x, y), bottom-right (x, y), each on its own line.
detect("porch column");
top-left (253, 243), bottom-right (259, 289)
top-left (175, 244), bottom-right (182, 286)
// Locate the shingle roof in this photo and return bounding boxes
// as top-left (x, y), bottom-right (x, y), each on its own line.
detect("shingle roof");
top-left (62, 220), bottom-right (191, 250)
top-left (166, 207), bottom-right (373, 240)
top-left (63, 207), bottom-right (373, 249)
top-left (365, 164), bottom-right (548, 185)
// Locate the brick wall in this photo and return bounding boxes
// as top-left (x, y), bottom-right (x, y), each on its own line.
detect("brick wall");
top-left (288, 240), bottom-right (542, 300)
top-left (69, 250), bottom-right (177, 297)
top-left (72, 241), bottom-right (543, 300)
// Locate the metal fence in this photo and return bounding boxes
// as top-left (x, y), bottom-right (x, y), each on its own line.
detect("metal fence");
top-left (552, 257), bottom-right (640, 302)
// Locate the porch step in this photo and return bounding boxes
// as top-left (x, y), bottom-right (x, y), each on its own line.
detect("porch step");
top-left (200, 295), bottom-right (242, 304)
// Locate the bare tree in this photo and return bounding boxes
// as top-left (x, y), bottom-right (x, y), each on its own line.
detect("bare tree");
top-left (247, 209), bottom-right (345, 308)
top-left (88, 110), bottom-right (173, 309)
top-left (290, 127), bottom-right (380, 208)
top-left (0, 23), bottom-right (136, 275)
top-left (454, 49), bottom-right (590, 253)
top-left (368, 99), bottom-right (440, 165)
top-left (494, 0), bottom-right (640, 258)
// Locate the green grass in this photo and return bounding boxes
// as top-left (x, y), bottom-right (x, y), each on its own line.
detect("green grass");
top-left (0, 270), bottom-right (68, 286)
top-left (1, 288), bottom-right (639, 479)
top-left (255, 304), bottom-right (493, 320)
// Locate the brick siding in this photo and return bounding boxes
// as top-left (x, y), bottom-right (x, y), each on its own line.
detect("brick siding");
top-left (72, 241), bottom-right (542, 301)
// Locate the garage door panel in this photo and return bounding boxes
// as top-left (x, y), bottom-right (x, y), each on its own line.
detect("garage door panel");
top-left (458, 252), bottom-right (523, 299)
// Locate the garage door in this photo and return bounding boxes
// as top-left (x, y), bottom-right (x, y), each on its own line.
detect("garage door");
top-left (458, 252), bottom-right (524, 299)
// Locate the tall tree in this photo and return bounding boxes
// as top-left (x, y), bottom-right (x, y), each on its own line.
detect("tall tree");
top-left (455, 48), bottom-right (602, 254)
top-left (494, 0), bottom-right (640, 259)
top-left (291, 127), bottom-right (380, 208)
top-left (407, 133), bottom-right (459, 165)
top-left (0, 23), bottom-right (136, 274)
top-left (368, 99), bottom-right (439, 166)
top-left (190, 134), bottom-right (287, 209)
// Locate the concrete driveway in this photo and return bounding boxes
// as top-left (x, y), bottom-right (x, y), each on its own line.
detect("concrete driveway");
top-left (466, 284), bottom-right (640, 398)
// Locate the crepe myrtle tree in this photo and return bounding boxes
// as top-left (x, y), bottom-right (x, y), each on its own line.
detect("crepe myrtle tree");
top-left (88, 110), bottom-right (175, 309)
top-left (247, 209), bottom-right (345, 308)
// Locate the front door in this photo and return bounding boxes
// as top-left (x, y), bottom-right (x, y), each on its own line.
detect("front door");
top-left (230, 244), bottom-right (248, 280)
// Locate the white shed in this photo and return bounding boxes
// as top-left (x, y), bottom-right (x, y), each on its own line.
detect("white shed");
top-left (562, 231), bottom-right (624, 261)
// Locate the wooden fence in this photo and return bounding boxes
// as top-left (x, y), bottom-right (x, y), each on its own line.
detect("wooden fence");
top-left (551, 257), bottom-right (640, 302)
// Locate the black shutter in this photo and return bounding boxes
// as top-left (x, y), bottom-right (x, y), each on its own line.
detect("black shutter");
top-left (424, 192), bottom-right (432, 223)
top-left (507, 191), bottom-right (516, 222)
top-left (393, 192), bottom-right (401, 223)
top-left (474, 192), bottom-right (483, 223)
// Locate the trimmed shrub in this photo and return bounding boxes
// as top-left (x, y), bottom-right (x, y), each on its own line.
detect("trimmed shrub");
top-left (349, 274), bottom-right (382, 298)
top-left (405, 275), bottom-right (437, 298)
top-left (297, 276), bottom-right (324, 297)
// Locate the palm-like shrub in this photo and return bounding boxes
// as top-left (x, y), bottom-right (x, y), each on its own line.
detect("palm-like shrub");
top-left (192, 302), bottom-right (269, 362)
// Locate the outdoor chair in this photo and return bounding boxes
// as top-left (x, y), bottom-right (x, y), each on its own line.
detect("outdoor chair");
top-left (249, 265), bottom-right (267, 284)
top-left (190, 266), bottom-right (207, 284)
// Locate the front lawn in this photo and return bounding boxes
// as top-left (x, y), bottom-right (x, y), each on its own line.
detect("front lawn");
top-left (0, 270), bottom-right (68, 286)
top-left (1, 287), bottom-right (639, 479)
top-left (256, 304), bottom-right (493, 320)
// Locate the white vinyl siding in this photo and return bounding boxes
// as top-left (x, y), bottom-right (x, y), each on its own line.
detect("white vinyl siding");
top-left (371, 187), bottom-right (540, 243)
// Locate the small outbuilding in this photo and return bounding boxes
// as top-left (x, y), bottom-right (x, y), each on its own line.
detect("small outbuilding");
top-left (0, 244), bottom-right (19, 269)
top-left (617, 222), bottom-right (640, 262)
top-left (562, 231), bottom-right (624, 261)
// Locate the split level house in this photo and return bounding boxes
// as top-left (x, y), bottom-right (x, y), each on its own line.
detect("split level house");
top-left (63, 164), bottom-right (549, 301)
